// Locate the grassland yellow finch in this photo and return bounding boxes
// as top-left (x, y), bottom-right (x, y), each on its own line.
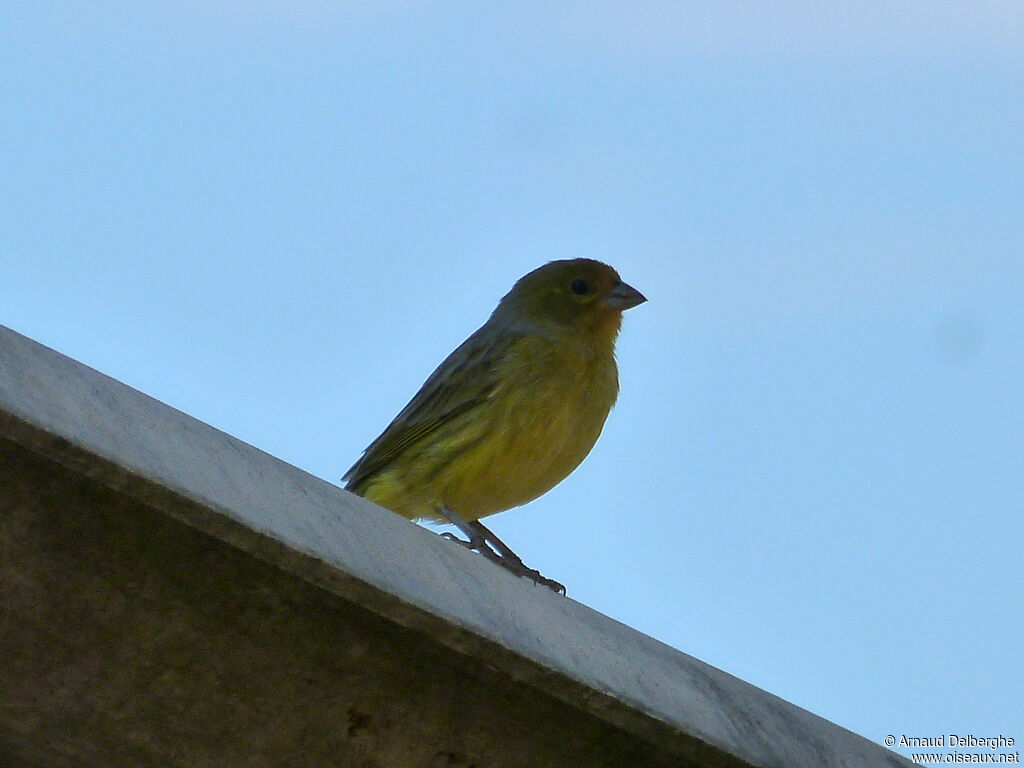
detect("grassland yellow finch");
top-left (344, 259), bottom-right (645, 592)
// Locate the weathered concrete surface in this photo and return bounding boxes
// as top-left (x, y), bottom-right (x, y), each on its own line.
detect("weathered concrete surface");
top-left (0, 325), bottom-right (915, 768)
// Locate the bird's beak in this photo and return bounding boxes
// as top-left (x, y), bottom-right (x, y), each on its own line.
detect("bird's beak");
top-left (603, 281), bottom-right (647, 311)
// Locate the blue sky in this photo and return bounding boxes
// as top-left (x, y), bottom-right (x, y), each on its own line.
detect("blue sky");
top-left (4, 1), bottom-right (1022, 757)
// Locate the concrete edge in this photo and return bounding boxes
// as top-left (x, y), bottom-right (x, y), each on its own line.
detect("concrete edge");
top-left (0, 325), bottom-right (916, 768)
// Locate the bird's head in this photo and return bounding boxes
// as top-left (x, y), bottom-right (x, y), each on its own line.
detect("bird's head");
top-left (494, 259), bottom-right (646, 343)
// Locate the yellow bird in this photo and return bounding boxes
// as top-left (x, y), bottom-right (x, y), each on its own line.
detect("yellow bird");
top-left (344, 259), bottom-right (646, 592)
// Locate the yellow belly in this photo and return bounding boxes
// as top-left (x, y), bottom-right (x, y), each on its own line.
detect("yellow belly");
top-left (362, 340), bottom-right (619, 521)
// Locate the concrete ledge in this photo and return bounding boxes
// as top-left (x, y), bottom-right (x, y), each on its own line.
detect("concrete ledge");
top-left (0, 325), bottom-right (914, 767)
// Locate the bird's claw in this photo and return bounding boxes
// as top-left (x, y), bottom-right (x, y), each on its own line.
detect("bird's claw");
top-left (498, 560), bottom-right (566, 594)
top-left (439, 532), bottom-right (565, 594)
top-left (440, 532), bottom-right (504, 565)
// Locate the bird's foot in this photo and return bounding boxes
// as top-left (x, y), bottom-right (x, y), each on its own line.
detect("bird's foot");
top-left (440, 532), bottom-right (504, 566)
top-left (440, 530), bottom-right (484, 550)
top-left (496, 558), bottom-right (566, 594)
top-left (439, 533), bottom-right (565, 594)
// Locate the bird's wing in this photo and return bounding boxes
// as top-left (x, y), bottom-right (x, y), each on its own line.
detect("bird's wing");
top-left (342, 323), bottom-right (518, 490)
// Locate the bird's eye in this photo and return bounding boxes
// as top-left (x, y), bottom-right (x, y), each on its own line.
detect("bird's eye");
top-left (570, 278), bottom-right (590, 295)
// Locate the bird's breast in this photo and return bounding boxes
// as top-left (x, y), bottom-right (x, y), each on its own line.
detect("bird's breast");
top-left (440, 339), bottom-right (620, 518)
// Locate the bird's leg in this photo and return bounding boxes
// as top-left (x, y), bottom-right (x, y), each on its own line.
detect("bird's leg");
top-left (437, 506), bottom-right (503, 564)
top-left (468, 520), bottom-right (566, 595)
top-left (436, 512), bottom-right (569, 593)
top-left (467, 521), bottom-right (525, 566)
top-left (437, 508), bottom-right (566, 594)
